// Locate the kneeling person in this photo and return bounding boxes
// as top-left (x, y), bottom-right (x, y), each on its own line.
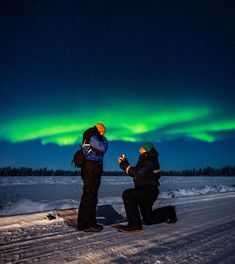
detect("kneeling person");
top-left (118, 142), bottom-right (177, 232)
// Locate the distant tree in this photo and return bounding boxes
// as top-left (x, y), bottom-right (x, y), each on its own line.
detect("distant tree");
top-left (0, 166), bottom-right (235, 176)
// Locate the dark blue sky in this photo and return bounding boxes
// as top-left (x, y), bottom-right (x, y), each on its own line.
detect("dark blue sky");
top-left (0, 0), bottom-right (235, 170)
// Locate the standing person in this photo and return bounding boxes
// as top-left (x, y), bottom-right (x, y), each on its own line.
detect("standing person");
top-left (77, 123), bottom-right (108, 232)
top-left (117, 142), bottom-right (177, 232)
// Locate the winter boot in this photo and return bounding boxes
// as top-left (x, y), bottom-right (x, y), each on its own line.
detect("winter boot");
top-left (83, 224), bottom-right (103, 232)
top-left (117, 224), bottom-right (142, 233)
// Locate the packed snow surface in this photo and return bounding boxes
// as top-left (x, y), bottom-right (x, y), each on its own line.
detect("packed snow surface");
top-left (1, 192), bottom-right (235, 264)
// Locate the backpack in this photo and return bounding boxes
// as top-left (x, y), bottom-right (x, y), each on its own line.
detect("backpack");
top-left (71, 145), bottom-right (86, 168)
top-left (72, 127), bottom-right (97, 168)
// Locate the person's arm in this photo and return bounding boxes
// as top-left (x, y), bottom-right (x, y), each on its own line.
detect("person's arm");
top-left (89, 136), bottom-right (108, 153)
top-left (119, 159), bottom-right (151, 178)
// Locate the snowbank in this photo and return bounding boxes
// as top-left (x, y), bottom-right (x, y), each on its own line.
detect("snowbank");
top-left (160, 184), bottom-right (235, 198)
top-left (1, 184), bottom-right (235, 216)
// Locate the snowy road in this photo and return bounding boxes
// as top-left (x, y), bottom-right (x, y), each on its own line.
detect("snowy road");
top-left (1, 192), bottom-right (235, 264)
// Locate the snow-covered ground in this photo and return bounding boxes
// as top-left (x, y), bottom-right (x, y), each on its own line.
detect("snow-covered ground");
top-left (1, 176), bottom-right (235, 216)
top-left (1, 192), bottom-right (235, 264)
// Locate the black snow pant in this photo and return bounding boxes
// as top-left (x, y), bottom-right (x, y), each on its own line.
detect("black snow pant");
top-left (122, 186), bottom-right (175, 227)
top-left (77, 160), bottom-right (103, 228)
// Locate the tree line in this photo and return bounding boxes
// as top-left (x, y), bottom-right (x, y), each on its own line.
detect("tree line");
top-left (0, 166), bottom-right (235, 176)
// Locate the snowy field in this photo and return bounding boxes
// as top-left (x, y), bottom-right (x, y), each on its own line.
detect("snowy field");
top-left (0, 176), bottom-right (235, 263)
top-left (0, 192), bottom-right (235, 263)
top-left (1, 176), bottom-right (235, 216)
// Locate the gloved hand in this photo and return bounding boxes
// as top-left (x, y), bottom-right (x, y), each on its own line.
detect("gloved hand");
top-left (119, 159), bottom-right (130, 171)
top-left (118, 154), bottom-right (130, 171)
top-left (118, 154), bottom-right (127, 164)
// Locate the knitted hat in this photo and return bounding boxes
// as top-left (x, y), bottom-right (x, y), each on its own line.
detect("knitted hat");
top-left (95, 123), bottom-right (106, 133)
top-left (140, 142), bottom-right (153, 152)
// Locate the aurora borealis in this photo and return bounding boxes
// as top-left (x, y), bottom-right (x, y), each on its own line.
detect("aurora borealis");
top-left (1, 104), bottom-right (235, 145)
top-left (1, 1), bottom-right (235, 170)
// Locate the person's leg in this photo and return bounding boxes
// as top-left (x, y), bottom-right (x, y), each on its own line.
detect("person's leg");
top-left (151, 206), bottom-right (177, 224)
top-left (122, 188), bottom-right (142, 228)
top-left (77, 163), bottom-right (93, 228)
top-left (87, 162), bottom-right (102, 227)
top-left (77, 162), bottom-right (102, 229)
top-left (139, 202), bottom-right (154, 225)
top-left (139, 187), bottom-right (159, 225)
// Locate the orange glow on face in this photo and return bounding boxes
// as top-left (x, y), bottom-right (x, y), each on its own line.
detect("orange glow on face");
top-left (139, 147), bottom-right (146, 154)
top-left (99, 131), bottom-right (105, 136)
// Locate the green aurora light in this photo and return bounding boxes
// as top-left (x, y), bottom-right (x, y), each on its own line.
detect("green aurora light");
top-left (1, 104), bottom-right (235, 146)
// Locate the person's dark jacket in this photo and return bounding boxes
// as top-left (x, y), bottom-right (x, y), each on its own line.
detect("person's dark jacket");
top-left (119, 148), bottom-right (160, 188)
top-left (82, 126), bottom-right (108, 162)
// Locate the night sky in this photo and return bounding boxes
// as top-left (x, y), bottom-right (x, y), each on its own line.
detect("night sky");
top-left (1, 0), bottom-right (235, 171)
